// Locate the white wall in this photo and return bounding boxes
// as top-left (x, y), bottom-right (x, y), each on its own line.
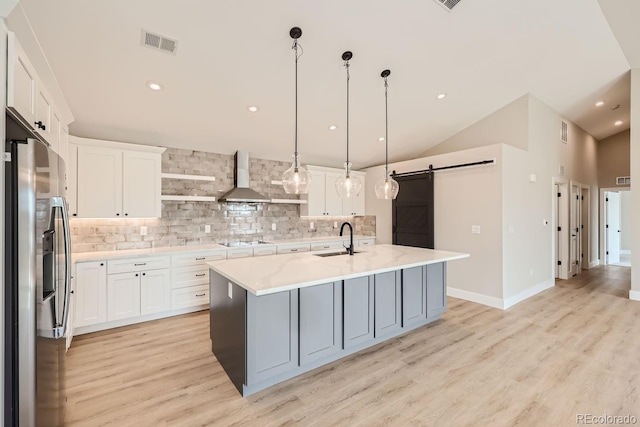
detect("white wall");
top-left (631, 68), bottom-right (640, 300)
top-left (621, 190), bottom-right (632, 252)
top-left (419, 95), bottom-right (529, 157)
top-left (364, 144), bottom-right (504, 304)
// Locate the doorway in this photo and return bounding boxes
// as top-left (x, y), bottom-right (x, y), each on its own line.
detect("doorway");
top-left (569, 183), bottom-right (582, 276)
top-left (603, 188), bottom-right (631, 267)
top-left (553, 179), bottom-right (569, 280)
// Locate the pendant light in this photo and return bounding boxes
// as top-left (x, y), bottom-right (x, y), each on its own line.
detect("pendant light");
top-left (374, 69), bottom-right (399, 200)
top-left (282, 27), bottom-right (311, 194)
top-left (335, 51), bottom-right (362, 198)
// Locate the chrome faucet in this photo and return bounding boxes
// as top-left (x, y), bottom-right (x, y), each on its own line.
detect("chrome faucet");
top-left (340, 222), bottom-right (354, 255)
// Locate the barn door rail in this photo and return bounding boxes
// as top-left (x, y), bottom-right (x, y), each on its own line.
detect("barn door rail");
top-left (392, 158), bottom-right (496, 178)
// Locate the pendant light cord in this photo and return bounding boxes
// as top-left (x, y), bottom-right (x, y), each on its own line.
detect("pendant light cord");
top-left (345, 59), bottom-right (351, 176)
top-left (293, 39), bottom-right (300, 170)
top-left (384, 76), bottom-right (389, 177)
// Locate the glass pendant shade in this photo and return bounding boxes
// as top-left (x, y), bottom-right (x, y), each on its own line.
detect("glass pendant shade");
top-left (335, 162), bottom-right (362, 198)
top-left (282, 155), bottom-right (311, 194)
top-left (374, 169), bottom-right (400, 200)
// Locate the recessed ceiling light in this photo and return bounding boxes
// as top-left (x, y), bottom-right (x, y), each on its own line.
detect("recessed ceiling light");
top-left (614, 120), bottom-right (623, 126)
top-left (328, 125), bottom-right (338, 131)
top-left (247, 106), bottom-right (259, 112)
top-left (378, 137), bottom-right (385, 142)
top-left (436, 93), bottom-right (447, 100)
top-left (595, 100), bottom-right (605, 107)
top-left (146, 81), bottom-right (163, 91)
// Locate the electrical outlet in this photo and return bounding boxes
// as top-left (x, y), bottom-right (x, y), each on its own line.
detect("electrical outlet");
top-left (140, 226), bottom-right (147, 236)
top-left (333, 221), bottom-right (338, 228)
top-left (272, 223), bottom-right (277, 231)
top-left (204, 225), bottom-right (211, 233)
top-left (228, 282), bottom-right (233, 299)
top-left (471, 225), bottom-right (480, 234)
top-left (310, 222), bottom-right (315, 230)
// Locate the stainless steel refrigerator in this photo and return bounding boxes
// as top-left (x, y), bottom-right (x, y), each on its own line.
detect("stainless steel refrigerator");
top-left (4, 113), bottom-right (71, 426)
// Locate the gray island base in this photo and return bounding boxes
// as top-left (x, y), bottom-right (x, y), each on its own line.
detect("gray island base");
top-left (208, 244), bottom-right (468, 397)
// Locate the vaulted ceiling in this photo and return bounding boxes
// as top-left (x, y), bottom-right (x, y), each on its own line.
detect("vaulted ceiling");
top-left (10, 0), bottom-right (632, 169)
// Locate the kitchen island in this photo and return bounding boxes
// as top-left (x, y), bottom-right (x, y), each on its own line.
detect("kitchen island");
top-left (208, 244), bottom-right (469, 396)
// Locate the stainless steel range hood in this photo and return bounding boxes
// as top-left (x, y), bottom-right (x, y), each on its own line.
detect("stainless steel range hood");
top-left (218, 151), bottom-right (270, 203)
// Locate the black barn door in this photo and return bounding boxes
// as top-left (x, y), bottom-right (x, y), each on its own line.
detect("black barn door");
top-left (392, 172), bottom-right (434, 249)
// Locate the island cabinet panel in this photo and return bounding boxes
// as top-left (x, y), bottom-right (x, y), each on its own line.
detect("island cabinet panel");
top-left (247, 290), bottom-right (299, 385)
top-left (299, 282), bottom-right (342, 365)
top-left (374, 271), bottom-right (402, 338)
top-left (427, 262), bottom-right (447, 318)
top-left (343, 276), bottom-right (374, 349)
top-left (402, 266), bottom-right (426, 327)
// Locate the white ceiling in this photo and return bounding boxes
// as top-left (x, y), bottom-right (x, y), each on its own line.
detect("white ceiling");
top-left (11, 0), bottom-right (632, 169)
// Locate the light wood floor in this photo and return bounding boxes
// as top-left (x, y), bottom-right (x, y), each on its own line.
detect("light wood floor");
top-left (65, 265), bottom-right (639, 426)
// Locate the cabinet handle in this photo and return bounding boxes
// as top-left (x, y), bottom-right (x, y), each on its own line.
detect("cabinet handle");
top-left (142, 273), bottom-right (146, 276)
top-left (100, 263), bottom-right (104, 266)
top-left (70, 290), bottom-right (74, 294)
top-left (291, 249), bottom-right (298, 252)
top-left (323, 246), bottom-right (329, 249)
top-left (135, 273), bottom-right (139, 277)
top-left (34, 121), bottom-right (46, 130)
top-left (125, 213), bottom-right (128, 216)
top-left (72, 213), bottom-right (77, 217)
top-left (195, 273), bottom-right (206, 277)
top-left (134, 263), bottom-right (146, 266)
top-left (195, 257), bottom-right (205, 260)
top-left (195, 293), bottom-right (206, 297)
top-left (116, 213), bottom-right (120, 216)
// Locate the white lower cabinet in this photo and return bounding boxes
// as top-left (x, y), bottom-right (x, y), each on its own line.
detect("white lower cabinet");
top-left (74, 261), bottom-right (107, 327)
top-left (107, 272), bottom-right (141, 321)
top-left (141, 269), bottom-right (172, 315)
top-left (171, 285), bottom-right (209, 310)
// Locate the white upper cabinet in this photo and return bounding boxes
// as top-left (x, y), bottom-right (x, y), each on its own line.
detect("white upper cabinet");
top-left (301, 166), bottom-right (366, 217)
top-left (123, 151), bottom-right (162, 218)
top-left (7, 32), bottom-right (38, 127)
top-left (6, 31), bottom-right (74, 160)
top-left (77, 145), bottom-right (123, 218)
top-left (70, 136), bottom-right (165, 219)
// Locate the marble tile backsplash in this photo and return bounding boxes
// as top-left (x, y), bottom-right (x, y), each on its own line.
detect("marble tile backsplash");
top-left (70, 148), bottom-right (376, 253)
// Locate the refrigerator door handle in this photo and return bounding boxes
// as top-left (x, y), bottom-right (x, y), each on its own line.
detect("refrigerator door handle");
top-left (52, 196), bottom-right (71, 339)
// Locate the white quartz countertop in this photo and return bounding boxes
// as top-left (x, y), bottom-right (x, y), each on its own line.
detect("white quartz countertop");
top-left (208, 244), bottom-right (469, 296)
top-left (71, 235), bottom-right (375, 263)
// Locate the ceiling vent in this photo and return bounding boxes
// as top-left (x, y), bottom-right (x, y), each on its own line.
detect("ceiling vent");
top-left (141, 29), bottom-right (178, 55)
top-left (560, 120), bottom-right (568, 143)
top-left (433, 0), bottom-right (462, 11)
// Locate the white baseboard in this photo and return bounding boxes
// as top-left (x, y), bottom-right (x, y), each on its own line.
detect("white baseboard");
top-left (589, 259), bottom-right (599, 269)
top-left (447, 287), bottom-right (504, 309)
top-left (503, 279), bottom-right (555, 310)
top-left (620, 250), bottom-right (631, 255)
top-left (630, 290), bottom-right (640, 302)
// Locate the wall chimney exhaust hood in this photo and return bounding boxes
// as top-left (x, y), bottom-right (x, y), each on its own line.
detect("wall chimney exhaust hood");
top-left (218, 151), bottom-right (270, 203)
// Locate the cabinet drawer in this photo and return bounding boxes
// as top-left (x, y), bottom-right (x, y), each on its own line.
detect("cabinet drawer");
top-left (171, 285), bottom-right (209, 310)
top-left (107, 256), bottom-right (170, 274)
top-left (357, 238), bottom-right (375, 247)
top-left (172, 251), bottom-right (226, 267)
top-left (253, 246), bottom-right (276, 257)
top-left (276, 243), bottom-right (311, 254)
top-left (310, 241), bottom-right (344, 252)
top-left (172, 265), bottom-right (209, 289)
top-left (227, 248), bottom-right (254, 259)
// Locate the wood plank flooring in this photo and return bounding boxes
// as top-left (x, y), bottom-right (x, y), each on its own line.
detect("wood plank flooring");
top-left (65, 265), bottom-right (638, 426)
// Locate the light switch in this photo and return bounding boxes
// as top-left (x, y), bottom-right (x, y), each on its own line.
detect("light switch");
top-left (228, 282), bottom-right (233, 299)
top-left (272, 223), bottom-right (277, 231)
top-left (333, 221), bottom-right (338, 228)
top-left (205, 225), bottom-right (211, 233)
top-left (310, 222), bottom-right (315, 230)
top-left (140, 226), bottom-right (147, 236)
top-left (471, 225), bottom-right (480, 234)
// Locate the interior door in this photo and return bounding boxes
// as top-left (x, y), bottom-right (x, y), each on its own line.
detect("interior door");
top-left (392, 172), bottom-right (434, 249)
top-left (606, 191), bottom-right (621, 264)
top-left (569, 184), bottom-right (580, 276)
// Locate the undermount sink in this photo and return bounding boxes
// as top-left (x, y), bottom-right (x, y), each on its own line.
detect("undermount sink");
top-left (313, 250), bottom-right (361, 257)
